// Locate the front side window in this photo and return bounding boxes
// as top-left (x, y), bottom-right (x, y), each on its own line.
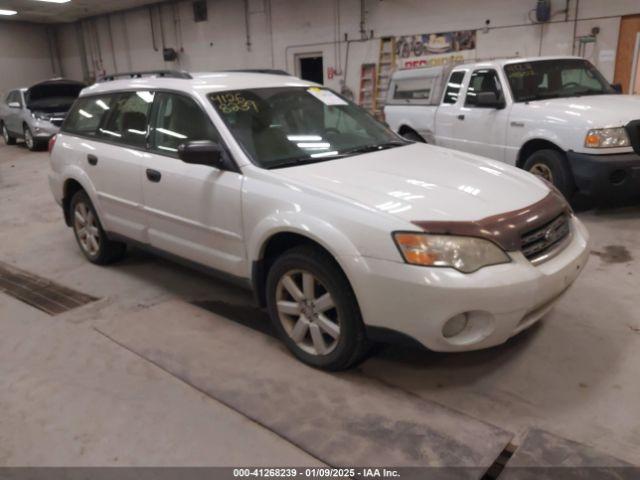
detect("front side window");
top-left (465, 69), bottom-right (503, 107)
top-left (504, 59), bottom-right (614, 102)
top-left (208, 87), bottom-right (403, 169)
top-left (442, 71), bottom-right (465, 104)
top-left (63, 95), bottom-right (115, 136)
top-left (99, 91), bottom-right (154, 147)
top-left (150, 93), bottom-right (221, 156)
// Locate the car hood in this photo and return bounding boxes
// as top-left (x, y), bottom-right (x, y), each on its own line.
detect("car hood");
top-left (274, 143), bottom-right (550, 223)
top-left (26, 78), bottom-right (86, 111)
top-left (519, 94), bottom-right (640, 127)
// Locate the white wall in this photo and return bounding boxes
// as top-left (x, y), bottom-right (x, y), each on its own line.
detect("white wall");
top-left (55, 0), bottom-right (640, 96)
top-left (0, 21), bottom-right (56, 95)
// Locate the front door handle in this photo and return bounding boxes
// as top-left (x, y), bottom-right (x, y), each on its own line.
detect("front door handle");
top-left (457, 114), bottom-right (465, 121)
top-left (87, 154), bottom-right (98, 166)
top-left (146, 168), bottom-right (161, 183)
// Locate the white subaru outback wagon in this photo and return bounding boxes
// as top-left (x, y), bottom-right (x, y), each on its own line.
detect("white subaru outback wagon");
top-left (49, 70), bottom-right (590, 370)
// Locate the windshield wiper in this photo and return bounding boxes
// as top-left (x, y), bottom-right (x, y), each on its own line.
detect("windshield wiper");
top-left (266, 141), bottom-right (409, 170)
top-left (266, 154), bottom-right (348, 169)
top-left (341, 140), bottom-right (409, 155)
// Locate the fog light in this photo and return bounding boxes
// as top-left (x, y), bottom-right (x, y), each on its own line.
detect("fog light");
top-left (442, 313), bottom-right (469, 338)
top-left (609, 169), bottom-right (627, 185)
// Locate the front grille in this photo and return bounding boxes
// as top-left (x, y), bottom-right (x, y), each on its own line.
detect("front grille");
top-left (521, 213), bottom-right (571, 263)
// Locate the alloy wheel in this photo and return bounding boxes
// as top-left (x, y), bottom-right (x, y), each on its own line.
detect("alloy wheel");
top-left (529, 163), bottom-right (554, 183)
top-left (275, 269), bottom-right (340, 356)
top-left (24, 129), bottom-right (34, 150)
top-left (73, 201), bottom-right (101, 256)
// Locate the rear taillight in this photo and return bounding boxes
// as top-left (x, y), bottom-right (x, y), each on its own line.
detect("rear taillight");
top-left (48, 135), bottom-right (57, 154)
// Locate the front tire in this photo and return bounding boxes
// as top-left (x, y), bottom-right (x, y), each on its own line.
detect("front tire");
top-left (523, 149), bottom-right (575, 199)
top-left (1, 123), bottom-right (16, 145)
top-left (23, 126), bottom-right (44, 151)
top-left (70, 190), bottom-right (126, 264)
top-left (266, 245), bottom-right (370, 371)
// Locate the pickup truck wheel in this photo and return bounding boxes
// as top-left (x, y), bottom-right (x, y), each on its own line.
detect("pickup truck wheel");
top-left (1, 123), bottom-right (16, 145)
top-left (401, 130), bottom-right (426, 143)
top-left (266, 245), bottom-right (370, 371)
top-left (70, 190), bottom-right (126, 264)
top-left (523, 149), bottom-right (575, 199)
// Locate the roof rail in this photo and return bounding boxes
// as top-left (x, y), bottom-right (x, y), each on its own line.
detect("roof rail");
top-left (222, 69), bottom-right (291, 76)
top-left (97, 70), bottom-right (193, 82)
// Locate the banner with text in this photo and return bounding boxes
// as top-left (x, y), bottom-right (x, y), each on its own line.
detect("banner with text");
top-left (395, 30), bottom-right (477, 70)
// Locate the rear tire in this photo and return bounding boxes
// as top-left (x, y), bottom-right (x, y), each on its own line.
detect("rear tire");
top-left (523, 149), bottom-right (575, 199)
top-left (266, 245), bottom-right (371, 371)
top-left (1, 123), bottom-right (16, 145)
top-left (401, 129), bottom-right (426, 143)
top-left (70, 190), bottom-right (126, 265)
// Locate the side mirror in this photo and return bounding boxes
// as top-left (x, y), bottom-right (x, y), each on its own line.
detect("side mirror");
top-left (611, 83), bottom-right (623, 94)
top-left (8, 102), bottom-right (21, 109)
top-left (177, 140), bottom-right (226, 169)
top-left (476, 91), bottom-right (505, 109)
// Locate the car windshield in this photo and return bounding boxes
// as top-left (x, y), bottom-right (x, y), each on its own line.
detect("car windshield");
top-left (504, 59), bottom-right (614, 102)
top-left (208, 87), bottom-right (406, 169)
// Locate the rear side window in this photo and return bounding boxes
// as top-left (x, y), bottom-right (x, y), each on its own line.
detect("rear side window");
top-left (63, 95), bottom-right (114, 136)
top-left (442, 71), bottom-right (465, 104)
top-left (393, 77), bottom-right (435, 102)
top-left (99, 91), bottom-right (154, 147)
top-left (150, 93), bottom-right (220, 156)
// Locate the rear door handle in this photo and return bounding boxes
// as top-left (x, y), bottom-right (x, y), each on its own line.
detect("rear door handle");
top-left (457, 114), bottom-right (465, 121)
top-left (87, 154), bottom-right (98, 166)
top-left (146, 168), bottom-right (161, 183)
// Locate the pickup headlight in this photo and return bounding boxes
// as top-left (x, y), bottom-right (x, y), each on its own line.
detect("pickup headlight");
top-left (584, 127), bottom-right (630, 148)
top-left (393, 233), bottom-right (511, 273)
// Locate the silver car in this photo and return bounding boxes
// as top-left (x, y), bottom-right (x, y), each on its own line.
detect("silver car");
top-left (0, 79), bottom-right (85, 151)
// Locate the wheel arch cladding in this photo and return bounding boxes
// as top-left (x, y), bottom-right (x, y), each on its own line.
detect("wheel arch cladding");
top-left (62, 178), bottom-right (86, 226)
top-left (252, 231), bottom-right (354, 308)
top-left (517, 138), bottom-right (564, 169)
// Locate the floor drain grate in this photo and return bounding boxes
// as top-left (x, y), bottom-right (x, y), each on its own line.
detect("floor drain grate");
top-left (0, 261), bottom-right (98, 315)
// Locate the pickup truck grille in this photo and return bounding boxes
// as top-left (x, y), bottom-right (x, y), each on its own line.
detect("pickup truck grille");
top-left (521, 213), bottom-right (571, 263)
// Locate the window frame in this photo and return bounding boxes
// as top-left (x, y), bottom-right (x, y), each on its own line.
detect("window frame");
top-left (60, 88), bottom-right (239, 170)
top-left (463, 68), bottom-right (505, 108)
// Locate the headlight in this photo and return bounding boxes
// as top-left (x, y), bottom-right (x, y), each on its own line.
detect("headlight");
top-left (31, 112), bottom-right (49, 121)
top-left (393, 233), bottom-right (511, 273)
top-left (584, 127), bottom-right (630, 148)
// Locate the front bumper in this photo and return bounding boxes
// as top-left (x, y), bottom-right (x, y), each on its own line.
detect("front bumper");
top-left (567, 151), bottom-right (640, 199)
top-left (31, 120), bottom-right (60, 139)
top-left (346, 216), bottom-right (590, 352)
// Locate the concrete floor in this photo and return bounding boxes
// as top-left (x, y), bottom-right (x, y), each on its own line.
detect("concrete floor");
top-left (0, 142), bottom-right (639, 467)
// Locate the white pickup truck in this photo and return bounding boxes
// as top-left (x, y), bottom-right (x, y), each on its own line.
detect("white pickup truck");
top-left (384, 56), bottom-right (640, 200)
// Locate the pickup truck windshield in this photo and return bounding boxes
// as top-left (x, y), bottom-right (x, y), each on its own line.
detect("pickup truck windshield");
top-left (504, 59), bottom-right (614, 102)
top-left (208, 87), bottom-right (405, 169)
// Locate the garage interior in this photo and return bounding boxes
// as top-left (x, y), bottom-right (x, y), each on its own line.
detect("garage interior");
top-left (1, 0), bottom-right (639, 477)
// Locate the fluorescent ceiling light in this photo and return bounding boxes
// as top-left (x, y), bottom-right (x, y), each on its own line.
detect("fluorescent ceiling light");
top-left (32, 0), bottom-right (71, 3)
top-left (0, 9), bottom-right (17, 15)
